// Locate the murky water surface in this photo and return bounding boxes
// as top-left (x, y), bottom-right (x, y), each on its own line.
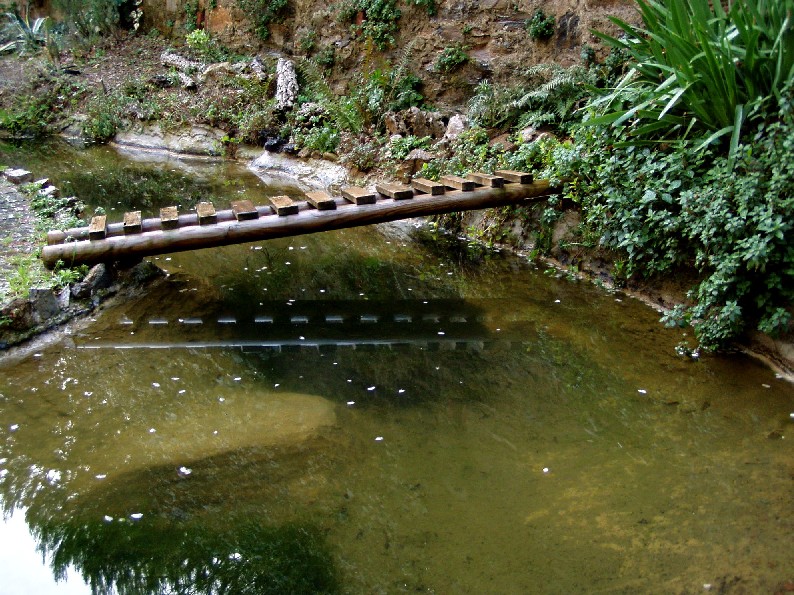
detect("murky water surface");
top-left (1, 142), bottom-right (792, 594)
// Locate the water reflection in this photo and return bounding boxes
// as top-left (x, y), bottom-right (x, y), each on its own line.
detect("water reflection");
top-left (1, 143), bottom-right (792, 593)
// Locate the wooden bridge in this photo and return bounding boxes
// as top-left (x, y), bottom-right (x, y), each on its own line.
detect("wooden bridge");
top-left (41, 170), bottom-right (552, 269)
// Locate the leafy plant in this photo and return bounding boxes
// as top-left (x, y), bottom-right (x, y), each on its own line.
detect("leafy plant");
top-left (387, 134), bottom-right (430, 160)
top-left (1, 10), bottom-right (48, 54)
top-left (526, 9), bottom-right (555, 40)
top-left (336, 0), bottom-right (401, 50)
top-left (51, 0), bottom-right (125, 37)
top-left (185, 29), bottom-right (229, 62)
top-left (236, 0), bottom-right (287, 41)
top-left (434, 43), bottom-right (468, 73)
top-left (589, 0), bottom-right (794, 159)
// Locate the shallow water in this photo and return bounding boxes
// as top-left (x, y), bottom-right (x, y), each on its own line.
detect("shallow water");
top-left (0, 143), bottom-right (792, 594)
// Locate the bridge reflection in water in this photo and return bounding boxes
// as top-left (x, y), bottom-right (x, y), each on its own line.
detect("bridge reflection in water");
top-left (76, 299), bottom-right (530, 352)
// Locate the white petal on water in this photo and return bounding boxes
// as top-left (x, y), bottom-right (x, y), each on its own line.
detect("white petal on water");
top-left (103, 515), bottom-right (113, 522)
top-left (375, 436), bottom-right (384, 442)
top-left (542, 467), bottom-right (549, 473)
top-left (398, 389), bottom-right (405, 394)
top-left (637, 389), bottom-right (647, 394)
top-left (95, 474), bottom-right (107, 480)
top-left (130, 513), bottom-right (143, 520)
top-left (347, 401), bottom-right (355, 406)
top-left (367, 386), bottom-right (376, 391)
top-left (149, 428), bottom-right (156, 434)
top-left (152, 382), bottom-right (160, 388)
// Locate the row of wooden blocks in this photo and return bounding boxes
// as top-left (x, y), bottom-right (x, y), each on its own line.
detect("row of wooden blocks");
top-left (86, 170), bottom-right (532, 241)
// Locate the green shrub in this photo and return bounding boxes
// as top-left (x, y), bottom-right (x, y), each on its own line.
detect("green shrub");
top-left (407, 0), bottom-right (436, 16)
top-left (236, 0), bottom-right (287, 41)
top-left (51, 0), bottom-right (124, 37)
top-left (336, 0), bottom-right (401, 50)
top-left (387, 134), bottom-right (430, 160)
top-left (185, 29), bottom-right (229, 63)
top-left (526, 9), bottom-right (555, 40)
top-left (552, 85), bottom-right (794, 350)
top-left (434, 43), bottom-right (468, 73)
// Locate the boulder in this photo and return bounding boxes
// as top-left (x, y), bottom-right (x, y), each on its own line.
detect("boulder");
top-left (29, 288), bottom-right (61, 324)
top-left (71, 263), bottom-right (114, 300)
top-left (275, 58), bottom-right (298, 111)
top-left (384, 107), bottom-right (446, 139)
top-left (443, 114), bottom-right (468, 141)
top-left (200, 61), bottom-right (235, 84)
top-left (3, 169), bottom-right (33, 184)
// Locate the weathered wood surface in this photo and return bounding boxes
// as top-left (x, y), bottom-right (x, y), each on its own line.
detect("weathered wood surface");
top-left (160, 206), bottom-right (179, 229)
top-left (88, 215), bottom-right (107, 240)
top-left (305, 190), bottom-right (337, 210)
top-left (341, 186), bottom-right (377, 205)
top-left (42, 181), bottom-right (555, 268)
top-left (231, 200), bottom-right (258, 221)
top-left (494, 170), bottom-right (533, 184)
top-left (123, 211), bottom-right (142, 234)
top-left (197, 201), bottom-right (217, 225)
top-left (467, 172), bottom-right (505, 188)
top-left (376, 182), bottom-right (414, 200)
top-left (269, 195), bottom-right (300, 216)
top-left (411, 178), bottom-right (445, 195)
top-left (440, 175), bottom-right (475, 192)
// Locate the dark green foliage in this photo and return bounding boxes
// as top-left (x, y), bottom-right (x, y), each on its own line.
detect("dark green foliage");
top-left (37, 518), bottom-right (340, 595)
top-left (589, 0), bottom-right (794, 159)
top-left (552, 86), bottom-right (794, 349)
top-left (434, 43), bottom-right (468, 73)
top-left (51, 0), bottom-right (125, 37)
top-left (336, 0), bottom-right (401, 50)
top-left (0, 77), bottom-right (84, 137)
top-left (526, 9), bottom-right (555, 40)
top-left (236, 0), bottom-right (287, 41)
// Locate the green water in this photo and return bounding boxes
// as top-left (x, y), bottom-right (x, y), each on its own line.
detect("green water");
top-left (0, 142), bottom-right (792, 594)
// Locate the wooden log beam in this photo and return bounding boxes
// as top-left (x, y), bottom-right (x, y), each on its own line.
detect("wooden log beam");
top-left (41, 181), bottom-right (555, 269)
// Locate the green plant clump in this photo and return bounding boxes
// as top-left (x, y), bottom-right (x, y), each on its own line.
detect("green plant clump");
top-left (236, 0), bottom-right (287, 41)
top-left (434, 43), bottom-right (468, 73)
top-left (336, 0), bottom-right (401, 50)
top-left (526, 9), bottom-right (555, 40)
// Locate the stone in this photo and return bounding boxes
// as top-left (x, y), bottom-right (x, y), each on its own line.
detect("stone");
top-left (443, 114), bottom-right (468, 141)
top-left (489, 132), bottom-right (517, 152)
top-left (160, 51), bottom-right (206, 73)
top-left (71, 263), bottom-right (114, 299)
top-left (402, 148), bottom-right (435, 175)
top-left (384, 107), bottom-right (446, 139)
top-left (4, 169), bottom-right (33, 184)
top-left (200, 61), bottom-right (235, 84)
top-left (264, 137), bottom-right (285, 152)
top-left (39, 185), bottom-right (60, 199)
top-left (29, 288), bottom-right (60, 324)
top-left (275, 58), bottom-right (299, 111)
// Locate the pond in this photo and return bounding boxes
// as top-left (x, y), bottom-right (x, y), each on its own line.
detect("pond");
top-left (1, 141), bottom-right (792, 594)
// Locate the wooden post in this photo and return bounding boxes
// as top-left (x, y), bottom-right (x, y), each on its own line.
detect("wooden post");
top-left (412, 178), bottom-right (445, 195)
top-left (376, 182), bottom-right (414, 200)
top-left (341, 186), bottom-right (376, 205)
top-left (88, 215), bottom-right (107, 240)
top-left (231, 200), bottom-right (258, 221)
top-left (467, 172), bottom-right (505, 188)
top-left (269, 195), bottom-right (300, 216)
top-left (123, 211), bottom-right (142, 234)
top-left (160, 206), bottom-right (179, 229)
top-left (197, 202), bottom-right (217, 225)
top-left (440, 175), bottom-right (475, 191)
top-left (494, 170), bottom-right (533, 184)
top-left (305, 190), bottom-right (337, 210)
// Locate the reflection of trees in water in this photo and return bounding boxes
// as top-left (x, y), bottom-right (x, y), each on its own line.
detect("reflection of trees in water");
top-left (34, 518), bottom-right (338, 595)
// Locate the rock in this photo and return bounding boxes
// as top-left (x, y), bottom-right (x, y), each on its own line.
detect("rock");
top-left (3, 169), bottom-right (33, 184)
top-left (519, 127), bottom-right (556, 144)
top-left (29, 288), bottom-right (60, 324)
top-left (148, 74), bottom-right (173, 89)
top-left (200, 61), bottom-right (235, 84)
top-left (264, 137), bottom-right (285, 152)
top-left (443, 114), bottom-right (468, 141)
top-left (39, 185), bottom-right (60, 199)
top-left (489, 132), bottom-right (517, 152)
top-left (250, 57), bottom-right (267, 81)
top-left (384, 107), bottom-right (447, 139)
top-left (176, 71), bottom-right (196, 90)
top-left (71, 263), bottom-right (114, 300)
top-left (402, 148), bottom-right (435, 176)
top-left (282, 143), bottom-right (297, 155)
top-left (275, 58), bottom-right (298, 111)
top-left (160, 51), bottom-right (205, 73)
top-left (322, 152), bottom-right (339, 162)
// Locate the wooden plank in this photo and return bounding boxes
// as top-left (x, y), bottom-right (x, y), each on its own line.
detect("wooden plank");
top-left (305, 190), bottom-right (337, 210)
top-left (88, 215), bottom-right (107, 240)
top-left (231, 199), bottom-right (259, 221)
top-left (412, 178), bottom-right (446, 195)
top-left (269, 195), bottom-right (299, 216)
top-left (467, 172), bottom-right (505, 188)
top-left (196, 201), bottom-right (217, 225)
top-left (376, 182), bottom-right (414, 200)
top-left (160, 206), bottom-right (179, 229)
top-left (341, 186), bottom-right (377, 205)
top-left (494, 170), bottom-right (533, 184)
top-left (123, 211), bottom-right (142, 234)
top-left (440, 175), bottom-right (476, 191)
